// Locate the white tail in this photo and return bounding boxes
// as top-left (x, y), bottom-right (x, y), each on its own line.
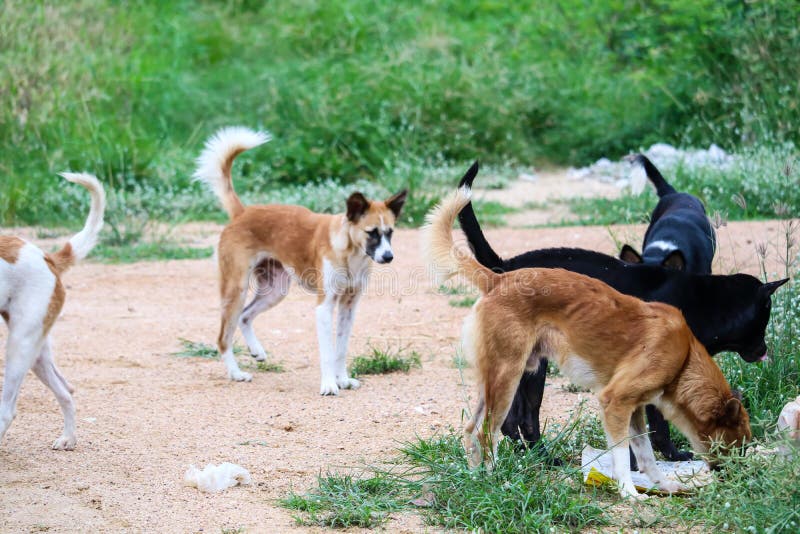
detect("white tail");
top-left (59, 172), bottom-right (106, 262)
top-left (193, 126), bottom-right (271, 218)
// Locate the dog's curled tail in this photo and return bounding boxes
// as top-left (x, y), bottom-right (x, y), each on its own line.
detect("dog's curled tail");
top-left (629, 154), bottom-right (677, 197)
top-left (50, 173), bottom-right (106, 274)
top-left (193, 126), bottom-right (272, 219)
top-left (422, 185), bottom-right (499, 295)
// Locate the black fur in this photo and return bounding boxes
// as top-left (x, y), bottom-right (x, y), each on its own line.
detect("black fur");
top-left (624, 154), bottom-right (715, 273)
top-left (456, 162), bottom-right (788, 459)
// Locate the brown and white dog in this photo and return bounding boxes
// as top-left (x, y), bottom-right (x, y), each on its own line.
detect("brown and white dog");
top-left (194, 127), bottom-right (406, 394)
top-left (1, 173), bottom-right (105, 450)
top-left (423, 185), bottom-right (751, 499)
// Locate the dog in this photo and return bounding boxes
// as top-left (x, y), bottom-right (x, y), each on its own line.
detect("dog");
top-left (424, 186), bottom-right (751, 499)
top-left (456, 162), bottom-right (787, 461)
top-left (620, 154), bottom-right (715, 273)
top-left (194, 127), bottom-right (406, 394)
top-left (1, 173), bottom-right (105, 450)
top-left (619, 154), bottom-right (717, 461)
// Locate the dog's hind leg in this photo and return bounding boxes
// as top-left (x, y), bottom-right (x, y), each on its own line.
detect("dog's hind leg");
top-left (0, 327), bottom-right (44, 445)
top-left (239, 261), bottom-right (291, 362)
top-left (629, 406), bottom-right (686, 494)
top-left (218, 260), bottom-right (252, 382)
top-left (32, 337), bottom-right (76, 450)
top-left (332, 291), bottom-right (361, 391)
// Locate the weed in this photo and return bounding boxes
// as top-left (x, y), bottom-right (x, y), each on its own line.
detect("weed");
top-left (173, 339), bottom-right (231, 359)
top-left (349, 346), bottom-right (421, 377)
top-left (92, 242), bottom-right (212, 264)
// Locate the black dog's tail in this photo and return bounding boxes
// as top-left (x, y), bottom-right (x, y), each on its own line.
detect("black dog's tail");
top-left (630, 154), bottom-right (676, 197)
top-left (455, 161), bottom-right (505, 272)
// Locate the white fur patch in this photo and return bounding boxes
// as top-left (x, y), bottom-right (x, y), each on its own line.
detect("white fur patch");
top-left (644, 240), bottom-right (678, 253)
top-left (193, 126), bottom-right (271, 197)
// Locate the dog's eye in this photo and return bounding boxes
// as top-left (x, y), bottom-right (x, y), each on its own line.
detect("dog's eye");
top-left (367, 229), bottom-right (380, 238)
top-left (385, 228), bottom-right (393, 238)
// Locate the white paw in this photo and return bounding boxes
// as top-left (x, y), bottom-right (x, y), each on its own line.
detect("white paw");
top-left (249, 347), bottom-right (268, 362)
top-left (229, 370), bottom-right (253, 382)
top-left (320, 378), bottom-right (340, 396)
top-left (336, 376), bottom-right (360, 390)
top-left (52, 435), bottom-right (76, 450)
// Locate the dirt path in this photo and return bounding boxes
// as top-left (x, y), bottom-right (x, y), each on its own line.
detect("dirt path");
top-left (0, 218), bottom-right (794, 533)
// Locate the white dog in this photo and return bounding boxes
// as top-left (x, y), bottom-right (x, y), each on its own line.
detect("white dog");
top-left (0, 173), bottom-right (105, 449)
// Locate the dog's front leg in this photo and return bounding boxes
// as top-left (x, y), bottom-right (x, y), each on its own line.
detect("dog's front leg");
top-left (316, 294), bottom-right (340, 396)
top-left (630, 406), bottom-right (687, 494)
top-left (333, 291), bottom-right (361, 391)
top-left (599, 399), bottom-right (645, 500)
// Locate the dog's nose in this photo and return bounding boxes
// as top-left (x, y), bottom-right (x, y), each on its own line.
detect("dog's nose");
top-left (381, 251), bottom-right (394, 263)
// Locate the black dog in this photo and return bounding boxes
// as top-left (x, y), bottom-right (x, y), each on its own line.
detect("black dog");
top-left (619, 155), bottom-right (717, 461)
top-left (456, 161), bottom-right (788, 462)
top-left (620, 154), bottom-right (715, 273)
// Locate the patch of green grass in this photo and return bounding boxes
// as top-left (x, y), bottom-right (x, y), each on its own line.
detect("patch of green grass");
top-left (246, 360), bottom-right (285, 373)
top-left (281, 415), bottom-right (609, 531)
top-left (92, 242), bottom-right (212, 263)
top-left (350, 346), bottom-right (421, 377)
top-left (173, 338), bottom-right (284, 372)
top-left (438, 283), bottom-right (479, 308)
top-left (173, 339), bottom-right (233, 359)
top-left (655, 438), bottom-right (800, 532)
top-left (281, 472), bottom-right (408, 528)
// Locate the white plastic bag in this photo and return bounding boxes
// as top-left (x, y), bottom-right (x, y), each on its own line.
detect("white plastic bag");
top-left (184, 462), bottom-right (251, 493)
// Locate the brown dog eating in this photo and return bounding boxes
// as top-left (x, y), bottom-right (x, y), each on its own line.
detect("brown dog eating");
top-left (423, 184), bottom-right (751, 499)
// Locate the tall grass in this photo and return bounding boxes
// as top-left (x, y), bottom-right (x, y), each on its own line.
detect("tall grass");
top-left (2, 1), bottom-right (799, 225)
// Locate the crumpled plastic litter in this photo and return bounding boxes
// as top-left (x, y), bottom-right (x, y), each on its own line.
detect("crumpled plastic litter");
top-left (581, 445), bottom-right (712, 495)
top-left (184, 462), bottom-right (252, 493)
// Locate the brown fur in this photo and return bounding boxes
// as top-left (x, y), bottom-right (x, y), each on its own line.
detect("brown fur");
top-left (216, 198), bottom-right (401, 355)
top-left (424, 189), bottom-right (750, 472)
top-left (0, 236), bottom-right (25, 264)
top-left (42, 255), bottom-right (67, 335)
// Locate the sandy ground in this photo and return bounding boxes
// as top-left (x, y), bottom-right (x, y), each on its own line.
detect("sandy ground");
top-left (1, 193), bottom-right (796, 532)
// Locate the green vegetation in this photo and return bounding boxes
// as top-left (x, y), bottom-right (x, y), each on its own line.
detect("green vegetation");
top-left (571, 144), bottom-right (800, 225)
top-left (173, 338), bottom-right (233, 359)
top-left (93, 242), bottom-right (212, 263)
top-left (349, 345), bottom-right (421, 377)
top-left (3, 1), bottom-right (799, 228)
top-left (438, 283), bottom-right (479, 308)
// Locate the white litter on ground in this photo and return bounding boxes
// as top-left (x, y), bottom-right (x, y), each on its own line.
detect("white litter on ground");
top-left (184, 463), bottom-right (252, 493)
top-left (566, 143), bottom-right (734, 193)
top-left (581, 445), bottom-right (713, 495)
top-left (777, 396), bottom-right (800, 455)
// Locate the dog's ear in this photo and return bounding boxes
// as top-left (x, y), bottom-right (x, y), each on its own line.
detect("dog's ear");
top-left (346, 192), bottom-right (370, 222)
top-left (662, 250), bottom-right (686, 271)
top-left (761, 278), bottom-right (790, 296)
top-left (619, 245), bottom-right (643, 264)
top-left (384, 189), bottom-right (407, 218)
top-left (722, 397), bottom-right (743, 423)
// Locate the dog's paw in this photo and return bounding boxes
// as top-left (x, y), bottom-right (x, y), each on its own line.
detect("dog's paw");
top-left (249, 348), bottom-right (268, 362)
top-left (229, 370), bottom-right (253, 382)
top-left (668, 450), bottom-right (694, 462)
top-left (320, 378), bottom-right (340, 396)
top-left (336, 377), bottom-right (360, 390)
top-left (52, 435), bottom-right (76, 451)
